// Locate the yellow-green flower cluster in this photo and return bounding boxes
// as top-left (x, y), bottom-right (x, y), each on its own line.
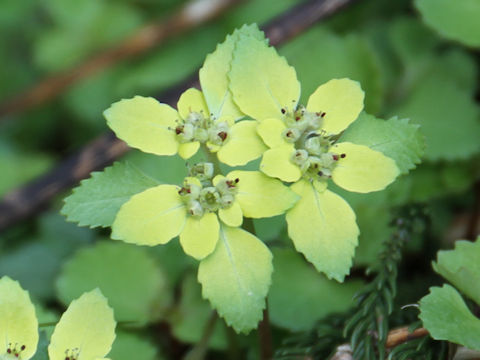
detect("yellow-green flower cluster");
top-left (100, 24), bottom-right (400, 332)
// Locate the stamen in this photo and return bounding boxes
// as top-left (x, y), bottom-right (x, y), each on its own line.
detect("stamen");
top-left (281, 108), bottom-right (286, 114)
top-left (218, 131), bottom-right (227, 141)
top-left (341, 153), bottom-right (346, 158)
top-left (175, 126), bottom-right (184, 135)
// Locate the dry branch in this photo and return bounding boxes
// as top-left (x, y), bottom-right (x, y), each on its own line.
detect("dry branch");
top-left (0, 0), bottom-right (359, 232)
top-left (330, 327), bottom-right (429, 360)
top-left (0, 0), bottom-right (243, 119)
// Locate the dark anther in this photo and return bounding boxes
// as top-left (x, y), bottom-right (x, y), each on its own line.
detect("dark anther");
top-left (340, 153), bottom-right (346, 158)
top-left (321, 112), bottom-right (326, 117)
top-left (7, 349), bottom-right (11, 354)
top-left (235, 178), bottom-right (239, 183)
top-left (21, 345), bottom-right (26, 351)
top-left (65, 358), bottom-right (70, 360)
top-left (318, 171), bottom-right (324, 176)
top-left (286, 130), bottom-right (293, 137)
top-left (295, 116), bottom-right (301, 121)
top-left (332, 155), bottom-right (339, 161)
top-left (175, 126), bottom-right (184, 135)
top-left (281, 108), bottom-right (286, 114)
top-left (218, 131), bottom-right (227, 141)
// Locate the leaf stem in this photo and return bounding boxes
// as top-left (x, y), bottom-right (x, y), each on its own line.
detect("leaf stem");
top-left (258, 300), bottom-right (274, 360)
top-left (183, 311), bottom-right (218, 360)
top-left (244, 217), bottom-right (274, 359)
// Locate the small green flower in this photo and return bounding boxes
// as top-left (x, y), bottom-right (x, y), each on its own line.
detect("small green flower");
top-left (103, 26), bottom-right (267, 166)
top-left (111, 164), bottom-right (298, 260)
top-left (229, 34), bottom-right (400, 281)
top-left (0, 276), bottom-right (116, 360)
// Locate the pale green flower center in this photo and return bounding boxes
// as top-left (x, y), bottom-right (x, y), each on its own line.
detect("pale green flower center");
top-left (179, 163), bottom-right (238, 218)
top-left (3, 343), bottom-right (27, 360)
top-left (175, 111), bottom-right (230, 146)
top-left (64, 348), bottom-right (80, 360)
top-left (281, 106), bottom-right (345, 182)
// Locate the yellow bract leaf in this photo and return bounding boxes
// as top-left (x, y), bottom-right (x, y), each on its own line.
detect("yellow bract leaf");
top-left (104, 96), bottom-right (179, 156)
top-left (199, 33), bottom-right (244, 120)
top-left (260, 145), bottom-right (301, 182)
top-left (219, 201), bottom-right (243, 227)
top-left (229, 35), bottom-right (300, 120)
top-left (229, 170), bottom-right (299, 218)
top-left (112, 185), bottom-right (187, 246)
top-left (331, 142), bottom-right (399, 193)
top-left (306, 79), bottom-right (364, 135)
top-left (198, 225), bottom-right (273, 333)
top-left (257, 118), bottom-right (288, 148)
top-left (48, 289), bottom-right (116, 360)
top-left (178, 141), bottom-right (200, 159)
top-left (286, 180), bottom-right (359, 282)
top-left (177, 88), bottom-right (209, 120)
top-left (179, 213), bottom-right (220, 260)
top-left (217, 121), bottom-right (267, 166)
top-left (0, 277), bottom-right (38, 360)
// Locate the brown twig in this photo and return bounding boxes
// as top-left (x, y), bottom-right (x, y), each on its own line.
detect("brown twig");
top-left (258, 305), bottom-right (274, 360)
top-left (0, 0), bottom-right (359, 232)
top-left (0, 0), bottom-right (243, 119)
top-left (385, 326), bottom-right (429, 348)
top-left (330, 326), bottom-right (429, 360)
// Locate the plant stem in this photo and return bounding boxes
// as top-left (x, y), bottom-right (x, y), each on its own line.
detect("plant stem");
top-left (183, 311), bottom-right (218, 360)
top-left (258, 300), bottom-right (274, 360)
top-left (201, 144), bottom-right (223, 175)
top-left (244, 217), bottom-right (274, 359)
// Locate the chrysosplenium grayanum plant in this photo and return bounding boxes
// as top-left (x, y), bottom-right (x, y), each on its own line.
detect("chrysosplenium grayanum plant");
top-left (62, 24), bottom-right (401, 333)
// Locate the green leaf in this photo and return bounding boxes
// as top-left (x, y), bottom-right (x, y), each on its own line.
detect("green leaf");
top-left (415, 0), bottom-right (480, 47)
top-left (0, 145), bottom-right (52, 197)
top-left (341, 112), bottom-right (424, 174)
top-left (37, 213), bottom-right (94, 258)
top-left (61, 161), bottom-right (159, 228)
top-left (392, 75), bottom-right (480, 161)
top-left (168, 273), bottom-right (227, 349)
top-left (280, 27), bottom-right (383, 114)
top-left (389, 17), bottom-right (439, 67)
top-left (57, 241), bottom-right (170, 324)
top-left (200, 24), bottom-right (264, 120)
top-left (31, 332), bottom-right (49, 360)
top-left (35, 0), bottom-right (142, 71)
top-left (419, 285), bottom-right (480, 350)
top-left (269, 248), bottom-right (362, 331)
top-left (36, 304), bottom-right (59, 340)
top-left (198, 226), bottom-right (273, 333)
top-left (0, 243), bottom-right (61, 301)
top-left (151, 240), bottom-right (196, 286)
top-left (110, 331), bottom-right (160, 360)
top-left (433, 238), bottom-right (480, 305)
